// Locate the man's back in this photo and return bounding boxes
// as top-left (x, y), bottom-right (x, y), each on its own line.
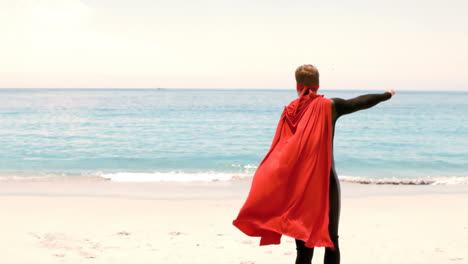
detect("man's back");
top-left (233, 91), bottom-right (335, 248)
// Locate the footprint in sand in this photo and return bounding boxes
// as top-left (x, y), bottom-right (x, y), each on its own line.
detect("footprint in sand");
top-left (33, 232), bottom-right (101, 259)
top-left (169, 231), bottom-right (186, 240)
top-left (169, 231), bottom-right (184, 236)
top-left (28, 232), bottom-right (41, 240)
top-left (40, 233), bottom-right (70, 249)
top-left (241, 239), bottom-right (253, 245)
top-left (145, 243), bottom-right (159, 251)
top-left (80, 252), bottom-right (96, 259)
top-left (116, 231), bottom-right (131, 236)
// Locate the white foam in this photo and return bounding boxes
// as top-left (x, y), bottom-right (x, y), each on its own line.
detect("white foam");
top-left (99, 171), bottom-right (253, 182)
top-left (430, 177), bottom-right (468, 185)
top-left (1, 171), bottom-right (467, 185)
top-left (339, 175), bottom-right (468, 185)
top-left (230, 164), bottom-right (258, 170)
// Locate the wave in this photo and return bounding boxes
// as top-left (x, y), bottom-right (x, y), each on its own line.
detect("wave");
top-left (0, 171), bottom-right (467, 185)
top-left (339, 175), bottom-right (468, 185)
top-left (230, 164), bottom-right (258, 170)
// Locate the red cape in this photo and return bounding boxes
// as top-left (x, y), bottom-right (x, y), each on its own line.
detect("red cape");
top-left (233, 92), bottom-right (334, 249)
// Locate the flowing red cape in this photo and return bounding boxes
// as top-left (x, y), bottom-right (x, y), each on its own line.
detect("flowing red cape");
top-left (232, 91), bottom-right (334, 249)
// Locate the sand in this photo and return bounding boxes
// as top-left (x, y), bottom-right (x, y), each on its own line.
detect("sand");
top-left (0, 179), bottom-right (467, 264)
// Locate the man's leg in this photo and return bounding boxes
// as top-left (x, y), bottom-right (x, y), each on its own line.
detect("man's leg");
top-left (295, 239), bottom-right (314, 264)
top-left (324, 169), bottom-right (341, 264)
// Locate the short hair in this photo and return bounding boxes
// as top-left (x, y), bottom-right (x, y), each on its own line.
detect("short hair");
top-left (295, 65), bottom-right (319, 86)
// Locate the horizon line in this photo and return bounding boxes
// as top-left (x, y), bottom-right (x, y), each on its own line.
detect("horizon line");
top-left (0, 87), bottom-right (466, 92)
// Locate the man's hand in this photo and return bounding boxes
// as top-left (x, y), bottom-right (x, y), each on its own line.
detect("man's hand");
top-left (386, 89), bottom-right (395, 97)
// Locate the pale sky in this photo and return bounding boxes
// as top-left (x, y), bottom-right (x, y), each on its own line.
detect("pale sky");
top-left (1, 0), bottom-right (467, 90)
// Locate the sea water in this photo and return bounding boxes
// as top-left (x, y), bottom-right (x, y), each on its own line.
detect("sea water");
top-left (0, 89), bottom-right (466, 184)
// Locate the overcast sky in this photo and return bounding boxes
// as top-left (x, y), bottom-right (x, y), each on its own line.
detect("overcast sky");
top-left (1, 0), bottom-right (467, 90)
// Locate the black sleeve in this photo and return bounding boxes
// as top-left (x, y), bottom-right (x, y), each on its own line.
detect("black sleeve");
top-left (332, 92), bottom-right (392, 118)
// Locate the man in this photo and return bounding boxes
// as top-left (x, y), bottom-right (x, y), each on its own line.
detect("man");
top-left (233, 64), bottom-right (395, 264)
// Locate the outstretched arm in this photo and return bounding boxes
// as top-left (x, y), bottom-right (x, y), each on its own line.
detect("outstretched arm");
top-left (331, 89), bottom-right (395, 120)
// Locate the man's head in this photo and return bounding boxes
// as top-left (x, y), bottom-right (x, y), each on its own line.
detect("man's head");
top-left (296, 64), bottom-right (319, 96)
top-left (295, 65), bottom-right (319, 96)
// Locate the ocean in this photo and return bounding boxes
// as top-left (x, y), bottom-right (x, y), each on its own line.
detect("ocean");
top-left (0, 88), bottom-right (466, 184)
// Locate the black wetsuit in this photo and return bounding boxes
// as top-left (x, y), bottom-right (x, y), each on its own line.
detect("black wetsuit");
top-left (295, 92), bottom-right (393, 264)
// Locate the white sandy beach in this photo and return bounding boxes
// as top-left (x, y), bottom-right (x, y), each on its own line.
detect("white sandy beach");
top-left (1, 179), bottom-right (467, 264)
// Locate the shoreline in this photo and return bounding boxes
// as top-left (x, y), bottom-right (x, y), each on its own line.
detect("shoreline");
top-left (1, 170), bottom-right (468, 187)
top-left (1, 178), bottom-right (468, 200)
